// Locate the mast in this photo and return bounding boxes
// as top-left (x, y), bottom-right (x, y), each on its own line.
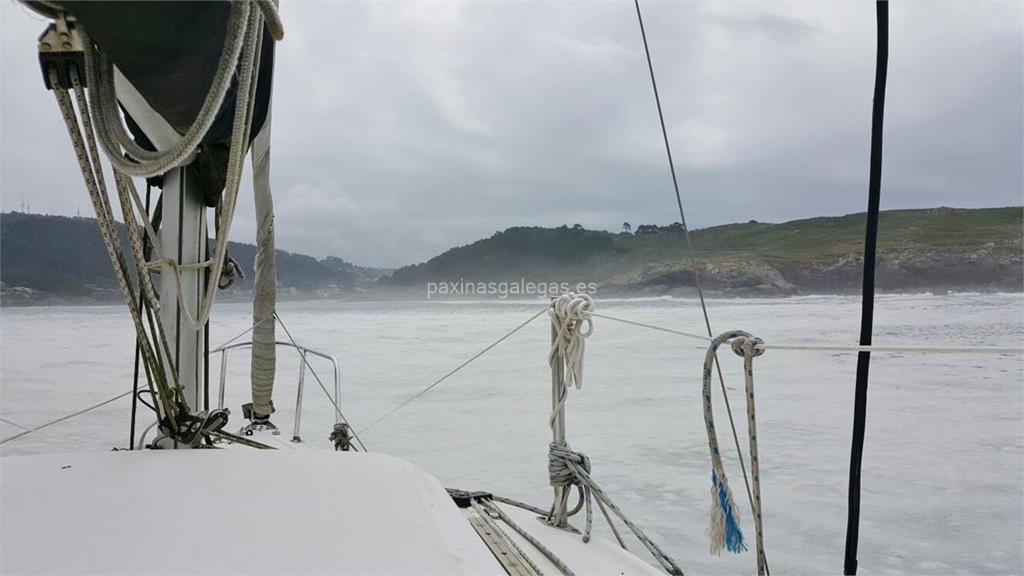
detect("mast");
top-left (158, 168), bottom-right (207, 410)
top-left (29, 0), bottom-right (283, 447)
top-left (112, 60), bottom-right (214, 422)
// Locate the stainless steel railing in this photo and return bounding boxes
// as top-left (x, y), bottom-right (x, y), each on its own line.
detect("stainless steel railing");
top-left (210, 340), bottom-right (342, 442)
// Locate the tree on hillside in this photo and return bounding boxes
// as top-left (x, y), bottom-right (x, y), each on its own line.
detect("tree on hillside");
top-left (622, 222), bottom-right (632, 234)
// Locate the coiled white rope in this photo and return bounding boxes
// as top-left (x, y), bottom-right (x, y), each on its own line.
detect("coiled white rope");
top-left (84, 3), bottom-right (248, 178)
top-left (548, 293), bottom-right (593, 427)
top-left (547, 293), bottom-right (685, 575)
top-left (549, 293), bottom-right (593, 387)
top-left (81, 0), bottom-right (282, 331)
top-left (84, 0), bottom-right (282, 177)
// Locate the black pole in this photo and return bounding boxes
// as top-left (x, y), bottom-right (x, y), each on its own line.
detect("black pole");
top-left (203, 269), bottom-right (210, 412)
top-left (844, 2), bottom-right (888, 574)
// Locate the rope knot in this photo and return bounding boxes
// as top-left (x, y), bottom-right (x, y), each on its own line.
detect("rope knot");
top-left (548, 442), bottom-right (591, 488)
top-left (548, 292), bottom-right (594, 390)
top-left (730, 335), bottom-right (765, 358)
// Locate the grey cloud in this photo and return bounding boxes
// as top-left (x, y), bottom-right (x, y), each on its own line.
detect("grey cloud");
top-left (2, 1), bottom-right (1021, 268)
top-left (706, 11), bottom-right (822, 45)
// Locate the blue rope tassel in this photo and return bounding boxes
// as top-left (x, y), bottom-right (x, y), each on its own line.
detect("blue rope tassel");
top-left (712, 470), bottom-right (747, 553)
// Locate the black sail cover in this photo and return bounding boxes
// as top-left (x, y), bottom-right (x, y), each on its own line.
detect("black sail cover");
top-left (30, 0), bottom-right (274, 202)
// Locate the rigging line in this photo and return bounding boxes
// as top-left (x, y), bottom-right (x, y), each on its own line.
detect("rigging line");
top-left (207, 429), bottom-right (276, 450)
top-left (469, 499), bottom-right (557, 576)
top-left (633, 0), bottom-right (718, 341)
top-left (845, 3), bottom-right (888, 574)
top-left (0, 391), bottom-right (133, 445)
top-left (357, 306), bottom-right (549, 436)
top-left (56, 71), bottom-right (182, 429)
top-left (210, 314), bottom-right (275, 352)
top-left (592, 313), bottom-right (710, 343)
top-left (475, 498), bottom-right (578, 576)
top-left (633, 0), bottom-right (760, 557)
top-left (758, 342), bottom-right (1022, 355)
top-left (273, 312), bottom-right (368, 452)
top-left (130, 182), bottom-right (154, 451)
top-left (0, 417), bottom-right (31, 432)
top-left (594, 312), bottom-right (1023, 355)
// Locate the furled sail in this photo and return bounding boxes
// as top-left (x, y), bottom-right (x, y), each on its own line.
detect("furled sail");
top-left (27, 0), bottom-right (282, 439)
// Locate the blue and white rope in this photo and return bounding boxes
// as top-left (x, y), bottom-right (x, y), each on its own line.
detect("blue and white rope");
top-left (703, 330), bottom-right (768, 576)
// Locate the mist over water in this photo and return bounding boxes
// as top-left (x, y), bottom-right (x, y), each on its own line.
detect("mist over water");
top-left (2, 293), bottom-right (1022, 574)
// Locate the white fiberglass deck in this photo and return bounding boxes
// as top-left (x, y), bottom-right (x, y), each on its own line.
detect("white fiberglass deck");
top-left (1, 450), bottom-right (504, 575)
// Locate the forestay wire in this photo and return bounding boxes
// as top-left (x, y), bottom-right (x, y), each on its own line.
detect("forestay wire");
top-left (356, 306), bottom-right (550, 436)
top-left (1, 391), bottom-right (133, 445)
top-left (632, 1), bottom-right (763, 566)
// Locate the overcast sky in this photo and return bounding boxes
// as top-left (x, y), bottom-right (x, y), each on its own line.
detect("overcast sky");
top-left (2, 1), bottom-right (1021, 267)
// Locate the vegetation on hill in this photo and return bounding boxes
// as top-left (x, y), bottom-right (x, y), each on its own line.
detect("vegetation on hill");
top-left (2, 207), bottom-right (1020, 304)
top-left (0, 212), bottom-right (387, 304)
top-left (382, 207), bottom-right (1023, 295)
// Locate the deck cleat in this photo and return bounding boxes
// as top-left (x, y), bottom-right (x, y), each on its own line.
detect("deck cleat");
top-left (240, 414), bottom-right (280, 436)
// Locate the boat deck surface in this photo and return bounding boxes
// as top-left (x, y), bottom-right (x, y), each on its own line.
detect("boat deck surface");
top-left (1, 449), bottom-right (661, 574)
top-left (1, 450), bottom-right (502, 574)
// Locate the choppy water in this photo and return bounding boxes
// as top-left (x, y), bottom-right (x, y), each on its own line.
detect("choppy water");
top-left (2, 293), bottom-right (1022, 575)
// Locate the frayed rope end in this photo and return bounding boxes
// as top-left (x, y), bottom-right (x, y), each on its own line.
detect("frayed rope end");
top-left (708, 470), bottom-right (747, 555)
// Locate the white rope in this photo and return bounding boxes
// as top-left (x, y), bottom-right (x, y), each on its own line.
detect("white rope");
top-left (45, 4), bottom-right (284, 440)
top-left (593, 313), bottom-right (1023, 355)
top-left (83, 3), bottom-right (250, 177)
top-left (548, 293), bottom-right (594, 389)
top-left (256, 0), bottom-right (285, 41)
top-left (546, 294), bottom-right (685, 575)
top-left (757, 342), bottom-right (1023, 354)
top-left (735, 336), bottom-right (767, 576)
top-left (84, 0), bottom-right (282, 177)
top-left (548, 293), bottom-right (594, 428)
top-left (82, 1), bottom-right (280, 331)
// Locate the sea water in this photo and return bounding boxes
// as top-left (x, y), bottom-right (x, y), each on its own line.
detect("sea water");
top-left (2, 293), bottom-right (1021, 575)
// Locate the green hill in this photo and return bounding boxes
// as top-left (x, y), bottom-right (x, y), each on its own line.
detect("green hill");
top-left (0, 212), bottom-right (387, 304)
top-left (383, 207), bottom-right (1023, 295)
top-left (2, 207), bottom-right (1020, 304)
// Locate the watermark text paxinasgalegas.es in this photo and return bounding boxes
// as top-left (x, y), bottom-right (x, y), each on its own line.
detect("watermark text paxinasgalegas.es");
top-left (426, 279), bottom-right (598, 299)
